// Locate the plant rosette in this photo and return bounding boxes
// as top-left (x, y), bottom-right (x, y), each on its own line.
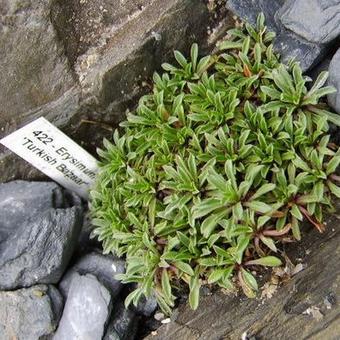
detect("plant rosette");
top-left (90, 14), bottom-right (340, 314)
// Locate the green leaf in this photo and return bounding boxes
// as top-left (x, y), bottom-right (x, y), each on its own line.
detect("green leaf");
top-left (174, 261), bottom-right (194, 276)
top-left (125, 288), bottom-right (143, 308)
top-left (291, 204), bottom-right (303, 221)
top-left (161, 269), bottom-right (172, 301)
top-left (250, 183), bottom-right (276, 200)
top-left (191, 43), bottom-right (198, 71)
top-left (239, 268), bottom-right (258, 298)
top-left (208, 268), bottom-right (226, 284)
top-left (245, 201), bottom-right (273, 214)
top-left (189, 273), bottom-right (200, 310)
top-left (326, 152), bottom-right (340, 175)
top-left (218, 41), bottom-right (243, 50)
top-left (328, 180), bottom-right (340, 198)
top-left (174, 50), bottom-right (188, 68)
top-left (200, 210), bottom-right (226, 238)
top-left (192, 198), bottom-right (224, 219)
top-left (246, 256), bottom-right (282, 267)
top-left (259, 235), bottom-right (277, 252)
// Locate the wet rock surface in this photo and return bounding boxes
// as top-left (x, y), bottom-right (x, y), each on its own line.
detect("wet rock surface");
top-left (0, 284), bottom-right (63, 340)
top-left (54, 273), bottom-right (112, 340)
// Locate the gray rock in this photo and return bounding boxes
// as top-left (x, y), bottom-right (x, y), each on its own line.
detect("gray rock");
top-left (54, 273), bottom-right (112, 340)
top-left (0, 284), bottom-right (63, 340)
top-left (104, 302), bottom-right (138, 340)
top-left (0, 0), bottom-right (75, 131)
top-left (0, 181), bottom-right (61, 242)
top-left (59, 250), bottom-right (125, 299)
top-left (328, 48), bottom-right (340, 113)
top-left (227, 0), bottom-right (326, 71)
top-left (135, 295), bottom-right (158, 317)
top-left (308, 57), bottom-right (332, 83)
top-left (279, 0), bottom-right (340, 44)
top-left (0, 207), bottom-right (83, 290)
top-left (1, 0), bottom-right (226, 183)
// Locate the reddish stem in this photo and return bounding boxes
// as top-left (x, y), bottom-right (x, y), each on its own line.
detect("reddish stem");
top-left (298, 206), bottom-right (325, 233)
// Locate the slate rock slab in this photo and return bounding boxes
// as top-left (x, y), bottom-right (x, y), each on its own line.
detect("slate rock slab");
top-left (328, 48), bottom-right (340, 113)
top-left (0, 180), bottom-right (62, 242)
top-left (59, 250), bottom-right (125, 299)
top-left (54, 273), bottom-right (112, 340)
top-left (104, 302), bottom-right (138, 340)
top-left (227, 0), bottom-right (325, 71)
top-left (0, 284), bottom-right (63, 340)
top-left (279, 0), bottom-right (340, 44)
top-left (0, 205), bottom-right (82, 290)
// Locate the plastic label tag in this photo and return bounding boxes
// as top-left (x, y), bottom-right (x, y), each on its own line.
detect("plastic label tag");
top-left (1, 117), bottom-right (99, 199)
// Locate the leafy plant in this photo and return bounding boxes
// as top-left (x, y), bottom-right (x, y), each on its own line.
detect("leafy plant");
top-left (90, 14), bottom-right (340, 314)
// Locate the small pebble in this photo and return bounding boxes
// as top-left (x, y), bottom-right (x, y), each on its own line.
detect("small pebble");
top-left (161, 318), bottom-right (171, 324)
top-left (154, 312), bottom-right (165, 321)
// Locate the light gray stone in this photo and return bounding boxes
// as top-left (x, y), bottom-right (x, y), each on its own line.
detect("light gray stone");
top-left (0, 206), bottom-right (83, 290)
top-left (54, 273), bottom-right (112, 340)
top-left (279, 0), bottom-right (340, 44)
top-left (0, 284), bottom-right (63, 340)
top-left (328, 48), bottom-right (340, 113)
top-left (59, 251), bottom-right (125, 299)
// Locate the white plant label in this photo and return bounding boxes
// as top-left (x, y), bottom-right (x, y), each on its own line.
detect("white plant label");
top-left (1, 117), bottom-right (99, 199)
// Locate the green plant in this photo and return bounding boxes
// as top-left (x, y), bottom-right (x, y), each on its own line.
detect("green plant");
top-left (90, 14), bottom-right (340, 314)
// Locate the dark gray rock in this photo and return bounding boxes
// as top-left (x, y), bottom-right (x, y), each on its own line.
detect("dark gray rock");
top-left (0, 284), bottom-right (63, 340)
top-left (328, 48), bottom-right (340, 113)
top-left (54, 273), bottom-right (112, 340)
top-left (0, 181), bottom-right (61, 242)
top-left (0, 207), bottom-right (83, 290)
top-left (135, 295), bottom-right (158, 317)
top-left (59, 250), bottom-right (125, 299)
top-left (227, 0), bottom-right (327, 71)
top-left (308, 57), bottom-right (331, 83)
top-left (279, 0), bottom-right (340, 44)
top-left (104, 302), bottom-right (138, 340)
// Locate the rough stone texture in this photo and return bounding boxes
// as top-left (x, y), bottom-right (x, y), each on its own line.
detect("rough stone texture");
top-left (279, 0), bottom-right (340, 44)
top-left (1, 0), bottom-right (232, 183)
top-left (146, 208), bottom-right (340, 340)
top-left (227, 0), bottom-right (327, 71)
top-left (54, 273), bottom-right (112, 340)
top-left (0, 181), bottom-right (62, 242)
top-left (0, 206), bottom-right (83, 290)
top-left (135, 295), bottom-right (158, 317)
top-left (0, 0), bottom-right (76, 130)
top-left (59, 250), bottom-right (125, 299)
top-left (104, 302), bottom-right (138, 340)
top-left (0, 284), bottom-right (63, 340)
top-left (328, 48), bottom-right (340, 113)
